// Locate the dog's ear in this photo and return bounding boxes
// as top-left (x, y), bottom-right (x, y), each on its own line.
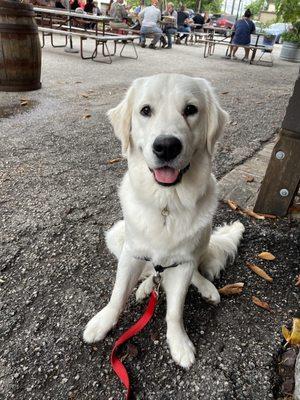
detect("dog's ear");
top-left (197, 79), bottom-right (229, 155)
top-left (107, 85), bottom-right (134, 155)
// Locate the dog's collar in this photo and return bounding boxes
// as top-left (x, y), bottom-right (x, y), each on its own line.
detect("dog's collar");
top-left (134, 256), bottom-right (187, 272)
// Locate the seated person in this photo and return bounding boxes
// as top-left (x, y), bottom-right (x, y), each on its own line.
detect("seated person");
top-left (192, 12), bottom-right (204, 30)
top-left (55, 0), bottom-right (65, 8)
top-left (93, 1), bottom-right (102, 15)
top-left (139, 0), bottom-right (167, 49)
top-left (110, 0), bottom-right (131, 30)
top-left (84, 0), bottom-right (94, 13)
top-left (176, 5), bottom-right (191, 44)
top-left (227, 9), bottom-right (255, 62)
top-left (162, 2), bottom-right (177, 49)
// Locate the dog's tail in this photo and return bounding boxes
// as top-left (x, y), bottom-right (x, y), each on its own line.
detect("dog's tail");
top-left (105, 220), bottom-right (125, 260)
top-left (200, 220), bottom-right (245, 281)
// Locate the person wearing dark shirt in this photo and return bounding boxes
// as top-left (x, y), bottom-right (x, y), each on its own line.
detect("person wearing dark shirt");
top-left (227, 9), bottom-right (255, 62)
top-left (71, 0), bottom-right (79, 10)
top-left (176, 5), bottom-right (191, 44)
top-left (193, 12), bottom-right (204, 26)
top-left (55, 0), bottom-right (65, 8)
top-left (84, 0), bottom-right (94, 13)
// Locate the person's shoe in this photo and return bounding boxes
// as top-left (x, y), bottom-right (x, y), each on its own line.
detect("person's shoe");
top-left (162, 42), bottom-right (168, 48)
top-left (140, 43), bottom-right (146, 48)
top-left (225, 54), bottom-right (231, 59)
top-left (232, 55), bottom-right (238, 60)
top-left (175, 37), bottom-right (181, 45)
top-left (149, 43), bottom-right (157, 49)
top-left (242, 57), bottom-right (249, 63)
top-left (167, 45), bottom-right (172, 49)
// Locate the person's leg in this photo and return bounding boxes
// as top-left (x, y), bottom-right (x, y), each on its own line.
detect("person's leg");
top-left (244, 47), bottom-right (250, 60)
top-left (140, 26), bottom-right (147, 47)
top-left (150, 26), bottom-right (163, 47)
top-left (232, 46), bottom-right (238, 58)
top-left (166, 28), bottom-right (176, 48)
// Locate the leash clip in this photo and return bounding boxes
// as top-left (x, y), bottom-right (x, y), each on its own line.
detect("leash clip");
top-left (152, 271), bottom-right (161, 296)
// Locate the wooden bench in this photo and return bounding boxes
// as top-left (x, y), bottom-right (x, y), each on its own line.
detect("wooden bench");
top-left (38, 27), bottom-right (139, 63)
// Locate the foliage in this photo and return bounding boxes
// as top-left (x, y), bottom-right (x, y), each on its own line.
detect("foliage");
top-left (275, 0), bottom-right (300, 24)
top-left (246, 0), bottom-right (265, 17)
top-left (281, 22), bottom-right (300, 43)
top-left (129, 0), bottom-right (222, 13)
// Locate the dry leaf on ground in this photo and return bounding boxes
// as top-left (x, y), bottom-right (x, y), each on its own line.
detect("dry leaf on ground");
top-left (246, 262), bottom-right (273, 282)
top-left (258, 251), bottom-right (276, 261)
top-left (259, 213), bottom-right (277, 219)
top-left (127, 343), bottom-right (138, 358)
top-left (80, 93), bottom-right (89, 98)
top-left (107, 157), bottom-right (123, 165)
top-left (295, 275), bottom-right (300, 287)
top-left (218, 282), bottom-right (244, 295)
top-left (244, 175), bottom-right (254, 182)
top-left (230, 121), bottom-right (238, 126)
top-left (20, 101), bottom-right (28, 106)
top-left (82, 114), bottom-right (91, 119)
top-left (243, 209), bottom-right (265, 220)
top-left (252, 296), bottom-right (271, 312)
top-left (226, 199), bottom-right (239, 211)
top-left (282, 318), bottom-right (300, 346)
top-left (220, 91), bottom-right (229, 95)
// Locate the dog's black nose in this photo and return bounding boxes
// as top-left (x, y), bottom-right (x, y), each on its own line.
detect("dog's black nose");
top-left (153, 136), bottom-right (182, 161)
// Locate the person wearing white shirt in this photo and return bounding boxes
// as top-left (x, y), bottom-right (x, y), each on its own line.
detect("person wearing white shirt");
top-left (139, 0), bottom-right (167, 49)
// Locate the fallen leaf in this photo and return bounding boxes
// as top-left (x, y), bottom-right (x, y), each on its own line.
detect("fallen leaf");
top-left (258, 251), bottom-right (276, 261)
top-left (80, 93), bottom-right (89, 98)
top-left (282, 318), bottom-right (300, 345)
top-left (20, 101), bottom-right (28, 106)
top-left (252, 295), bottom-right (271, 312)
top-left (295, 275), bottom-right (300, 287)
top-left (246, 261), bottom-right (273, 282)
top-left (243, 209), bottom-right (265, 220)
top-left (107, 157), bottom-right (123, 165)
top-left (230, 120), bottom-right (238, 126)
top-left (127, 343), bottom-right (138, 358)
top-left (92, 346), bottom-right (98, 351)
top-left (218, 282), bottom-right (244, 295)
top-left (75, 81), bottom-right (82, 84)
top-left (244, 175), bottom-right (254, 182)
top-left (226, 199), bottom-right (239, 211)
top-left (220, 91), bottom-right (229, 95)
top-left (20, 98), bottom-right (29, 102)
top-left (82, 114), bottom-right (91, 119)
top-left (259, 213), bottom-right (277, 219)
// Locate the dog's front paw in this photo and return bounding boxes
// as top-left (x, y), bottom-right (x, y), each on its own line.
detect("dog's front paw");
top-left (83, 305), bottom-right (118, 343)
top-left (167, 331), bottom-right (195, 369)
top-left (136, 276), bottom-right (154, 302)
top-left (198, 280), bottom-right (220, 305)
top-left (191, 271), bottom-right (221, 305)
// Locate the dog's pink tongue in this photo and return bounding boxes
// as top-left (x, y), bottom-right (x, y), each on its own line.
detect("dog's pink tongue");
top-left (154, 167), bottom-right (179, 184)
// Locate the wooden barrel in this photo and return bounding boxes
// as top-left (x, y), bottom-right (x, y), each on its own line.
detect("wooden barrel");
top-left (0, 0), bottom-right (41, 91)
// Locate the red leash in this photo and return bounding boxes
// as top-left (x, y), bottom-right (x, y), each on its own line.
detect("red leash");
top-left (110, 290), bottom-right (158, 400)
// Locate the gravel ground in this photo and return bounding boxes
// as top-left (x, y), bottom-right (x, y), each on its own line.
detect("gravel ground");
top-left (0, 39), bottom-right (299, 400)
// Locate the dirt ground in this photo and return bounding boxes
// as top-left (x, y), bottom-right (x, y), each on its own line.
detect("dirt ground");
top-left (0, 39), bottom-right (299, 400)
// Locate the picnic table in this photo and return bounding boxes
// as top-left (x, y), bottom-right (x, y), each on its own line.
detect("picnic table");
top-left (33, 7), bottom-right (139, 63)
top-left (202, 30), bottom-right (275, 66)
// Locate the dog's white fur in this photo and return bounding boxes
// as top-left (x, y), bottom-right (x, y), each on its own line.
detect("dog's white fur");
top-left (83, 74), bottom-right (244, 368)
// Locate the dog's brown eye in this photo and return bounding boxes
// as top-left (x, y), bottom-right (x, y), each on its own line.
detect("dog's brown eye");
top-left (183, 104), bottom-right (198, 117)
top-left (140, 105), bottom-right (152, 117)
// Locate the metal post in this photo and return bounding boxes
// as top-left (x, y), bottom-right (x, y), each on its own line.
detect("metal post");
top-left (64, 0), bottom-right (79, 53)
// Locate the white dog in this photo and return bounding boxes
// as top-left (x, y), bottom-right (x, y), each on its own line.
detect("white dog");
top-left (83, 74), bottom-right (244, 368)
